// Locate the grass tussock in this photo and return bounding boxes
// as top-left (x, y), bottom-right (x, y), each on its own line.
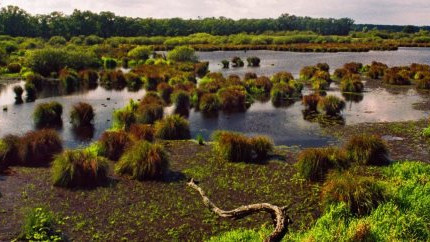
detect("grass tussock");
top-left (70, 102), bottom-right (95, 127)
top-left (345, 134), bottom-right (390, 166)
top-left (52, 149), bottom-right (109, 188)
top-left (317, 95), bottom-right (346, 116)
top-left (33, 101), bottom-right (63, 128)
top-left (129, 124), bottom-right (154, 142)
top-left (19, 129), bottom-right (63, 166)
top-left (115, 141), bottom-right (169, 181)
top-left (154, 114), bottom-right (191, 140)
top-left (99, 130), bottom-right (133, 161)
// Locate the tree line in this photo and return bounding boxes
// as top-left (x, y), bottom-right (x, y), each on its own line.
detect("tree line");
top-left (0, 5), bottom-right (354, 38)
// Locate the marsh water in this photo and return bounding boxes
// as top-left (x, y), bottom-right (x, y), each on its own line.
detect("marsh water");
top-left (0, 48), bottom-right (429, 148)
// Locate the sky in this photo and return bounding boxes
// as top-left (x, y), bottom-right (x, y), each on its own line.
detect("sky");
top-left (1, 0), bottom-right (429, 26)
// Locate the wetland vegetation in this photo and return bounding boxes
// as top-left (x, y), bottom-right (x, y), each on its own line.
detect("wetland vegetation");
top-left (0, 4), bottom-right (429, 242)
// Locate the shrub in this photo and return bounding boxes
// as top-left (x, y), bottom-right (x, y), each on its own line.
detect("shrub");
top-left (271, 71), bottom-right (294, 83)
top-left (217, 86), bottom-right (248, 111)
top-left (99, 130), bottom-right (133, 161)
top-left (70, 102), bottom-right (95, 127)
top-left (231, 56), bottom-right (244, 67)
top-left (129, 124), bottom-right (154, 142)
top-left (154, 114), bottom-right (191, 140)
top-left (213, 131), bottom-right (253, 163)
top-left (321, 172), bottom-right (386, 215)
top-left (302, 94), bottom-right (321, 111)
top-left (340, 74), bottom-right (364, 93)
top-left (345, 135), bottom-right (390, 166)
top-left (127, 46), bottom-right (153, 60)
top-left (167, 46), bottom-right (197, 62)
top-left (52, 149), bottom-right (109, 188)
top-left (221, 60), bottom-right (229, 68)
top-left (250, 136), bottom-right (274, 161)
top-left (199, 93), bottom-right (221, 113)
top-left (7, 62), bottom-right (21, 73)
top-left (103, 57), bottom-right (118, 69)
top-left (246, 56), bottom-right (261, 67)
top-left (19, 129), bottom-right (63, 166)
top-left (19, 207), bottom-right (63, 241)
top-left (33, 101), bottom-right (63, 128)
top-left (115, 141), bottom-right (169, 181)
top-left (172, 90), bottom-right (190, 110)
top-left (317, 95), bottom-right (346, 116)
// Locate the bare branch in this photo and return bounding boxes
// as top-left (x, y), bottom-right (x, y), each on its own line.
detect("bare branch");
top-left (187, 178), bottom-right (291, 242)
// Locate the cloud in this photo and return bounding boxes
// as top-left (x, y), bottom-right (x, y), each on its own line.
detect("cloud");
top-left (1, 0), bottom-right (429, 25)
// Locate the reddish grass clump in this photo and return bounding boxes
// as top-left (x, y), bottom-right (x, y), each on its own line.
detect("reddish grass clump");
top-left (99, 130), bottom-right (133, 161)
top-left (33, 101), bottom-right (63, 128)
top-left (382, 68), bottom-right (411, 85)
top-left (217, 86), bottom-right (248, 112)
top-left (70, 102), bottom-right (95, 127)
top-left (129, 124), bottom-right (154, 142)
top-left (317, 95), bottom-right (346, 116)
top-left (115, 141), bottom-right (169, 181)
top-left (52, 149), bottom-right (109, 188)
top-left (199, 93), bottom-right (221, 113)
top-left (19, 129), bottom-right (63, 166)
top-left (154, 115), bottom-right (191, 140)
top-left (302, 94), bottom-right (321, 111)
top-left (271, 71), bottom-right (294, 83)
top-left (343, 62), bottom-right (363, 74)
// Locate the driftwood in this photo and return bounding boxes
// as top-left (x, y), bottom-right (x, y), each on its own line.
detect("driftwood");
top-left (187, 178), bottom-right (291, 242)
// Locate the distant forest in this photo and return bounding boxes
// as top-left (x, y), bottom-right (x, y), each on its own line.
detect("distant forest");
top-left (0, 5), bottom-right (428, 38)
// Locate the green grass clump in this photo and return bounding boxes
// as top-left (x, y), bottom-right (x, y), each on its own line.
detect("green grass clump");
top-left (199, 93), bottom-right (221, 113)
top-left (19, 207), bottom-right (64, 241)
top-left (167, 46), bottom-right (197, 62)
top-left (0, 135), bottom-right (20, 171)
top-left (33, 101), bottom-right (63, 127)
top-left (296, 147), bottom-right (348, 181)
top-left (52, 149), bottom-right (109, 188)
top-left (59, 67), bottom-right (79, 90)
top-left (127, 46), bottom-right (153, 60)
top-left (246, 56), bottom-right (260, 67)
top-left (345, 134), bottom-right (390, 166)
top-left (221, 60), bottom-right (229, 68)
top-left (343, 62), bottom-right (363, 74)
top-left (172, 90), bottom-right (191, 110)
top-left (423, 126), bottom-right (430, 137)
top-left (115, 141), bottom-right (169, 181)
top-left (113, 99), bottom-right (138, 129)
top-left (99, 69), bottom-right (126, 90)
top-left (333, 68), bottom-right (349, 80)
top-left (271, 71), bottom-right (294, 83)
top-left (70, 102), bottom-right (95, 127)
top-left (157, 82), bottom-right (174, 102)
top-left (99, 130), bottom-right (133, 161)
top-left (321, 172), bottom-right (386, 215)
top-left (300, 66), bottom-right (318, 80)
top-left (124, 72), bottom-right (143, 90)
top-left (154, 114), bottom-right (191, 140)
top-left (212, 131), bottom-right (273, 163)
top-left (383, 68), bottom-right (411, 85)
top-left (340, 74), bottom-right (364, 93)
top-left (317, 95), bottom-right (345, 116)
top-left (19, 129), bottom-right (63, 166)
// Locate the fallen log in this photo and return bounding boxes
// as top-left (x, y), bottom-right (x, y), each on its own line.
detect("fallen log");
top-left (187, 178), bottom-right (291, 242)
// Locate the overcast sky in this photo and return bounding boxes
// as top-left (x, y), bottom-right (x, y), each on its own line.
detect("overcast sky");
top-left (1, 0), bottom-right (429, 25)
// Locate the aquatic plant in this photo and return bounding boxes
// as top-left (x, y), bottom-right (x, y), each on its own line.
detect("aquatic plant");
top-left (231, 56), bottom-right (244, 67)
top-left (295, 147), bottom-right (348, 181)
top-left (317, 95), bottom-right (345, 116)
top-left (59, 67), bottom-right (79, 90)
top-left (333, 68), bottom-right (349, 80)
top-left (33, 101), bottom-right (63, 128)
top-left (217, 85), bottom-right (248, 111)
top-left (194, 61), bottom-right (209, 77)
top-left (99, 69), bottom-right (126, 90)
top-left (196, 133), bottom-right (205, 145)
top-left (416, 78), bottom-right (430, 89)
top-left (70, 102), bottom-right (95, 127)
top-left (311, 78), bottom-right (330, 90)
top-left (244, 72), bottom-right (257, 81)
top-left (167, 46), bottom-right (198, 62)
top-left (340, 74), bottom-right (364, 93)
top-left (19, 129), bottom-right (63, 166)
top-left (24, 82), bottom-right (37, 102)
top-left (221, 60), bottom-right (229, 68)
top-left (129, 124), bottom-right (154, 142)
top-left (246, 56), bottom-right (261, 67)
top-left (99, 130), bottom-right (133, 161)
top-left (382, 68), bottom-right (411, 85)
top-left (115, 141), bottom-right (169, 181)
top-left (199, 93), bottom-right (221, 113)
top-left (154, 114), bottom-right (191, 140)
top-left (136, 93), bottom-right (165, 124)
top-left (316, 63), bottom-right (330, 72)
top-left (302, 94), bottom-right (321, 111)
top-left (321, 172), bottom-right (386, 215)
top-left (367, 61), bottom-right (388, 79)
top-left (345, 134), bottom-right (390, 166)
top-left (52, 149), bottom-right (109, 188)
top-left (0, 135), bottom-right (20, 171)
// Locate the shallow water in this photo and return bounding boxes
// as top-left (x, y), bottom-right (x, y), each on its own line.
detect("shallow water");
top-left (0, 48), bottom-right (429, 148)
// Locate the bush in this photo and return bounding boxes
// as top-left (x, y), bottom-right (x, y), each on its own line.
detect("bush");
top-left (246, 56), bottom-right (261, 67)
top-left (33, 101), bottom-right (63, 128)
top-left (19, 129), bottom-right (63, 166)
top-left (70, 102), bottom-right (95, 127)
top-left (345, 135), bottom-right (390, 166)
top-left (154, 114), bottom-right (191, 140)
top-left (221, 60), bottom-right (229, 68)
top-left (52, 149), bottom-right (109, 188)
top-left (217, 86), bottom-right (248, 111)
top-left (99, 130), bottom-right (133, 161)
top-left (172, 90), bottom-right (190, 110)
top-left (231, 56), bottom-right (244, 67)
top-left (167, 46), bottom-right (197, 62)
top-left (296, 147), bottom-right (348, 181)
top-left (129, 124), bottom-right (154, 142)
top-left (317, 95), bottom-right (346, 116)
top-left (250, 136), bottom-right (274, 161)
top-left (199, 93), bottom-right (221, 113)
top-left (7, 62), bottom-right (21, 73)
top-left (127, 46), bottom-right (153, 60)
top-left (213, 131), bottom-right (253, 163)
top-left (20, 207), bottom-right (63, 241)
top-left (321, 172), bottom-right (386, 215)
top-left (115, 141), bottom-right (169, 181)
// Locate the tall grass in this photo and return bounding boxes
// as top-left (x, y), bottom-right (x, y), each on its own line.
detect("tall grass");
top-left (154, 114), bottom-right (191, 140)
top-left (345, 134), bottom-right (390, 166)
